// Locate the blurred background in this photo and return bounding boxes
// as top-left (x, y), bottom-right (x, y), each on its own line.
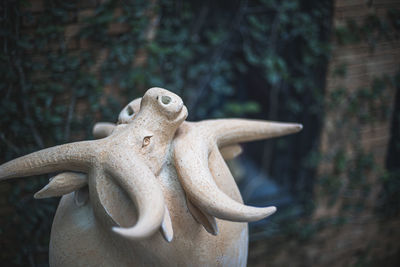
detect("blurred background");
top-left (0, 0), bottom-right (399, 266)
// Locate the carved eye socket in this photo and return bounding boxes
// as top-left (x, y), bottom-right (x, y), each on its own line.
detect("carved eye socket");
top-left (161, 95), bottom-right (171, 105)
top-left (127, 106), bottom-right (134, 116)
top-left (142, 136), bottom-right (152, 147)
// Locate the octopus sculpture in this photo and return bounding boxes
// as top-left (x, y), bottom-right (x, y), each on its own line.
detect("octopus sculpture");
top-left (0, 88), bottom-right (302, 266)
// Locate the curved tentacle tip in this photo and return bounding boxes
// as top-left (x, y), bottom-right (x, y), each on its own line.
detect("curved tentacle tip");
top-left (283, 123), bottom-right (302, 134)
top-left (265, 206), bottom-right (277, 217)
top-left (244, 206), bottom-right (277, 221)
top-left (112, 226), bottom-right (150, 240)
top-left (112, 224), bottom-right (160, 240)
top-left (33, 172), bottom-right (87, 199)
top-left (34, 184), bottom-right (50, 199)
top-left (160, 226), bottom-right (173, 243)
top-left (160, 206), bottom-right (174, 243)
top-left (295, 124), bottom-right (303, 132)
top-left (277, 122), bottom-right (303, 135)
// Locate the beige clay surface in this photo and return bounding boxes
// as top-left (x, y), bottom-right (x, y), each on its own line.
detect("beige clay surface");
top-left (0, 88), bottom-right (302, 266)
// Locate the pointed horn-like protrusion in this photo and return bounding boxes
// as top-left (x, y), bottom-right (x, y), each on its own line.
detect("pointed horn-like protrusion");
top-left (93, 122), bottom-right (116, 139)
top-left (203, 119), bottom-right (302, 146)
top-left (160, 205), bottom-right (173, 242)
top-left (107, 152), bottom-right (165, 240)
top-left (34, 172), bottom-right (87, 199)
top-left (174, 131), bottom-right (276, 222)
top-left (0, 141), bottom-right (96, 181)
top-left (186, 195), bottom-right (218, 235)
top-left (220, 144), bottom-right (242, 160)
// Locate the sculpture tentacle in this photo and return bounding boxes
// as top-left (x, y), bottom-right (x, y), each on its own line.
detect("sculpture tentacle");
top-left (174, 126), bottom-right (276, 222)
top-left (160, 205), bottom-right (173, 242)
top-left (186, 195), bottom-right (218, 235)
top-left (93, 122), bottom-right (116, 139)
top-left (219, 144), bottom-right (243, 160)
top-left (208, 146), bottom-right (243, 203)
top-left (0, 140), bottom-right (97, 181)
top-left (174, 119), bottom-right (303, 224)
top-left (34, 172), bottom-right (87, 199)
top-left (203, 119), bottom-right (302, 146)
top-left (104, 151), bottom-right (165, 240)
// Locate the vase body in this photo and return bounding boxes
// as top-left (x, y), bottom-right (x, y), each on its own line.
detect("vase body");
top-left (49, 154), bottom-right (248, 267)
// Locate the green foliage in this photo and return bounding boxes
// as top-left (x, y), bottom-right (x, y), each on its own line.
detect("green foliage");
top-left (323, 68), bottom-right (398, 210)
top-left (307, 8), bottom-right (400, 266)
top-left (0, 1), bottom-right (118, 265)
top-left (0, 0), bottom-right (333, 265)
top-left (327, 74), bottom-right (393, 124)
top-left (335, 9), bottom-right (400, 48)
top-left (223, 101), bottom-right (261, 116)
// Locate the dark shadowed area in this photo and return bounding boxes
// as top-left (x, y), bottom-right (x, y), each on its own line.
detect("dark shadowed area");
top-left (0, 0), bottom-right (399, 266)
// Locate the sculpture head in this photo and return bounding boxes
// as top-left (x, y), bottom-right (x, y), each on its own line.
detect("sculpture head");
top-left (118, 87), bottom-right (186, 126)
top-left (112, 87), bottom-right (187, 174)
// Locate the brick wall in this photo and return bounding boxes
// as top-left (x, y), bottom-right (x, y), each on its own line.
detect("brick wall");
top-left (1, 0), bottom-right (399, 265)
top-left (312, 0), bottom-right (400, 264)
top-left (249, 0), bottom-right (400, 266)
top-left (0, 0), bottom-right (136, 263)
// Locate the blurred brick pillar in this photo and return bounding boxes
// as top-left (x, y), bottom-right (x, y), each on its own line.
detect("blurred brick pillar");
top-left (249, 1), bottom-right (400, 266)
top-left (312, 0), bottom-right (400, 265)
top-left (316, 0), bottom-right (400, 218)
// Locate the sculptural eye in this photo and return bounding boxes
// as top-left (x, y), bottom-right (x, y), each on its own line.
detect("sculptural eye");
top-left (142, 136), bottom-right (152, 147)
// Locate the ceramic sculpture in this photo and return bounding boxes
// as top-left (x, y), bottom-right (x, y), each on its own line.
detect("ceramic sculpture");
top-left (0, 88), bottom-right (302, 266)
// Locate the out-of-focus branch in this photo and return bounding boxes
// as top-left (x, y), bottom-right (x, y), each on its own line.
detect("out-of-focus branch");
top-left (133, 0), bottom-right (160, 68)
top-left (12, 3), bottom-right (44, 149)
top-left (15, 59), bottom-right (45, 149)
top-left (64, 87), bottom-right (76, 142)
top-left (0, 133), bottom-right (20, 154)
top-left (186, 0), bottom-right (248, 113)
